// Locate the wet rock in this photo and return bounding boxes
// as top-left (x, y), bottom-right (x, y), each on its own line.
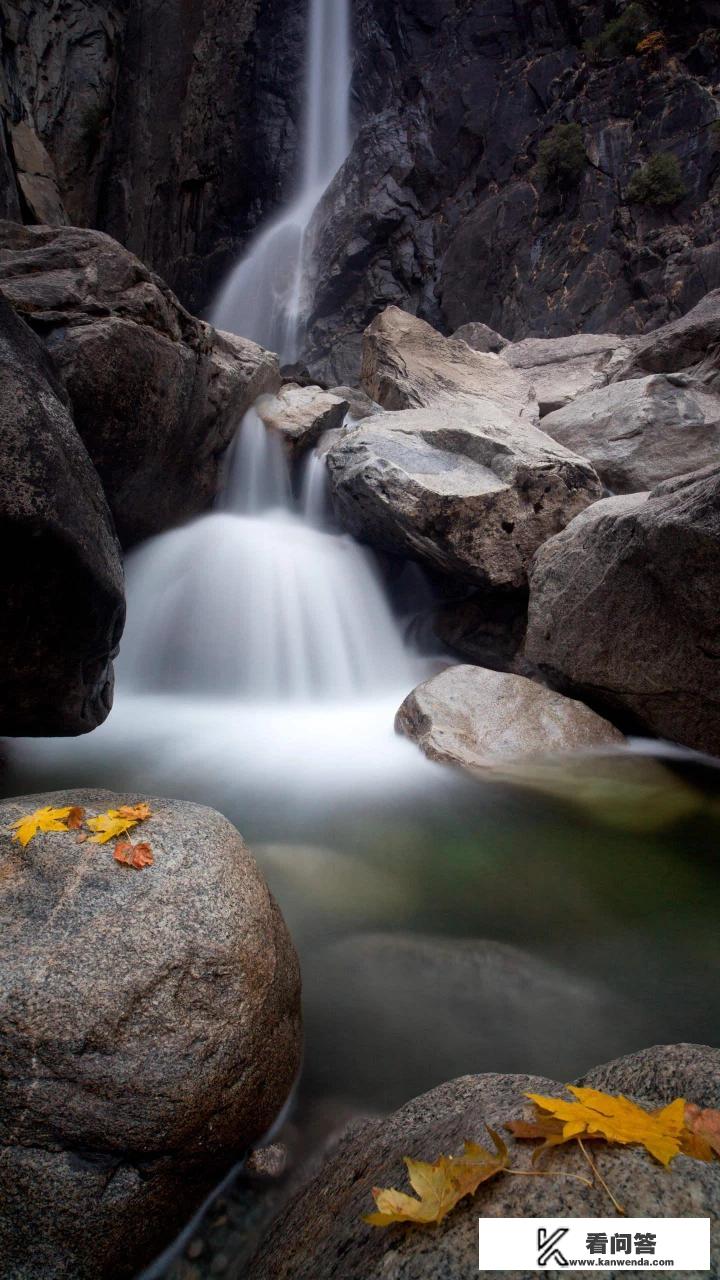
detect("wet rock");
top-left (541, 375), bottom-right (720, 493)
top-left (502, 333), bottom-right (637, 417)
top-left (0, 789), bottom-right (302, 1280)
top-left (0, 295), bottom-right (124, 735)
top-left (248, 1062), bottom-right (720, 1279)
top-left (525, 467), bottom-right (720, 755)
top-left (451, 321), bottom-right (507, 353)
top-left (257, 384), bottom-right (348, 458)
top-left (0, 222), bottom-right (279, 546)
top-left (301, 934), bottom-right (639, 1110)
top-left (360, 306), bottom-right (535, 418)
top-left (395, 664), bottom-right (623, 772)
top-left (326, 401), bottom-right (602, 588)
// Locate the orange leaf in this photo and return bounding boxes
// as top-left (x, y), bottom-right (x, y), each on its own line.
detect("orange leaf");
top-left (64, 806), bottom-right (86, 830)
top-left (115, 803), bottom-right (152, 822)
top-left (682, 1104), bottom-right (720, 1162)
top-left (114, 839), bottom-right (154, 870)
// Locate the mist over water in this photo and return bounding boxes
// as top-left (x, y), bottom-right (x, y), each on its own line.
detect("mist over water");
top-left (210, 0), bottom-right (352, 358)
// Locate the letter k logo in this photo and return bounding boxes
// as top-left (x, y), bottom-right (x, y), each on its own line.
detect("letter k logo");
top-left (537, 1226), bottom-right (569, 1267)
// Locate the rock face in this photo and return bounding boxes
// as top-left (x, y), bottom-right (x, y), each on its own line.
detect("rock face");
top-left (360, 307), bottom-right (535, 418)
top-left (525, 468), bottom-right (720, 755)
top-left (326, 403), bottom-right (602, 588)
top-left (395, 665), bottom-right (623, 772)
top-left (0, 222), bottom-right (279, 546)
top-left (541, 375), bottom-right (720, 493)
top-left (0, 296), bottom-right (124, 735)
top-left (502, 333), bottom-right (636, 417)
top-left (302, 934), bottom-right (639, 1110)
top-left (257, 384), bottom-right (348, 458)
top-left (249, 1050), bottom-right (720, 1280)
top-left (0, 789), bottom-right (302, 1280)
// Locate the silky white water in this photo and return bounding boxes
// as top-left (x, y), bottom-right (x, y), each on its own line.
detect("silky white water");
top-left (210, 0), bottom-right (352, 358)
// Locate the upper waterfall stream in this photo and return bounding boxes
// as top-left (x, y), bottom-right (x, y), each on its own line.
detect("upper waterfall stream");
top-left (210, 0), bottom-right (351, 358)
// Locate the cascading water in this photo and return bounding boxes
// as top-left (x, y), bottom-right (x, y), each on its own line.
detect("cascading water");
top-left (210, 0), bottom-right (352, 359)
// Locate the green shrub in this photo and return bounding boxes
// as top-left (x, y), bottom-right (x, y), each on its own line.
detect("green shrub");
top-left (626, 152), bottom-right (687, 206)
top-left (585, 3), bottom-right (649, 60)
top-left (538, 123), bottom-right (586, 191)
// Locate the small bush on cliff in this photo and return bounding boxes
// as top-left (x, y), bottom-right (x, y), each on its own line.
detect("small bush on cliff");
top-left (585, 4), bottom-right (649, 60)
top-left (538, 124), bottom-right (586, 191)
top-left (626, 152), bottom-right (687, 206)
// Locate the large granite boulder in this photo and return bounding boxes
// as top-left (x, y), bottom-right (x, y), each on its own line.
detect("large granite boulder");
top-left (451, 321), bottom-right (507, 354)
top-left (581, 1043), bottom-right (720, 1111)
top-left (0, 296), bottom-right (124, 735)
top-left (326, 403), bottom-right (602, 588)
top-left (257, 383), bottom-right (348, 458)
top-left (0, 789), bottom-right (302, 1280)
top-left (0, 222), bottom-right (279, 546)
top-left (525, 467), bottom-right (720, 755)
top-left (249, 1049), bottom-right (720, 1280)
top-left (502, 333), bottom-right (637, 417)
top-left (541, 375), bottom-right (720, 493)
top-left (395, 665), bottom-right (623, 772)
top-left (360, 307), bottom-right (536, 419)
top-left (302, 933), bottom-right (640, 1110)
top-left (614, 289), bottom-right (720, 380)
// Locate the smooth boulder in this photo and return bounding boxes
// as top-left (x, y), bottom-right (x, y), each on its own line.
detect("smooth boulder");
top-left (541, 375), bottom-right (720, 493)
top-left (502, 333), bottom-right (636, 416)
top-left (0, 789), bottom-right (302, 1280)
top-left (0, 221), bottom-right (279, 546)
top-left (395, 664), bottom-right (623, 772)
top-left (0, 297), bottom-right (124, 735)
top-left (326, 403), bottom-right (602, 588)
top-left (451, 321), bottom-right (507, 353)
top-left (257, 383), bottom-right (348, 457)
top-left (249, 1050), bottom-right (720, 1280)
top-left (525, 467), bottom-right (720, 755)
top-left (360, 306), bottom-right (535, 419)
top-left (615, 288), bottom-right (720, 379)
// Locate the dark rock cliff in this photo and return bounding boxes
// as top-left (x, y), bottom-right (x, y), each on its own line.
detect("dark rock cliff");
top-left (3, 0), bottom-right (720, 378)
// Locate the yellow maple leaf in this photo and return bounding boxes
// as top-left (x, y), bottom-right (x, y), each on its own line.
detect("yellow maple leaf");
top-left (85, 810), bottom-right (141, 845)
top-left (11, 806), bottom-right (79, 847)
top-left (526, 1087), bottom-right (686, 1166)
top-left (365, 1129), bottom-right (508, 1227)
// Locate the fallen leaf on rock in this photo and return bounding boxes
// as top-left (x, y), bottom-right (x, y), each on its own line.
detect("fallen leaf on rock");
top-left (11, 805), bottom-right (80, 847)
top-left (64, 806), bottom-right (86, 830)
top-left (682, 1104), bottom-right (720, 1162)
top-left (365, 1129), bottom-right (508, 1227)
top-left (86, 811), bottom-right (141, 845)
top-left (114, 802), bottom-right (152, 822)
top-left (524, 1087), bottom-right (686, 1166)
top-left (114, 840), bottom-right (154, 870)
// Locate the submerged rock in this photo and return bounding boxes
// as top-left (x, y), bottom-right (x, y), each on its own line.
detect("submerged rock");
top-left (301, 934), bottom-right (641, 1110)
top-left (502, 333), bottom-right (637, 417)
top-left (395, 664), bottom-right (623, 772)
top-left (525, 466), bottom-right (720, 756)
top-left (0, 221), bottom-right (279, 546)
top-left (0, 789), bottom-right (301, 1280)
top-left (0, 297), bottom-right (124, 735)
top-left (326, 401), bottom-right (602, 588)
top-left (249, 1049), bottom-right (720, 1280)
top-left (541, 375), bottom-right (720, 493)
top-left (257, 383), bottom-right (348, 457)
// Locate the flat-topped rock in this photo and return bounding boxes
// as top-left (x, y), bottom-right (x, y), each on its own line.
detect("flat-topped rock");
top-left (257, 383), bottom-right (349, 457)
top-left (502, 332), bottom-right (636, 416)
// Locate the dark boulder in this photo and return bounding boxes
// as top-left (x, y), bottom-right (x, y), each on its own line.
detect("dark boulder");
top-left (0, 222), bottom-right (279, 547)
top-left (0, 295), bottom-right (124, 735)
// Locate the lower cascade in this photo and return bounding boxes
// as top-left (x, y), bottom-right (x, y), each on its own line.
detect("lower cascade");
top-left (119, 410), bottom-right (417, 701)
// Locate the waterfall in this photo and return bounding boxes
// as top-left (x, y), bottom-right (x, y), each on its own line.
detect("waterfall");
top-left (118, 411), bottom-right (417, 703)
top-left (210, 0), bottom-right (352, 361)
